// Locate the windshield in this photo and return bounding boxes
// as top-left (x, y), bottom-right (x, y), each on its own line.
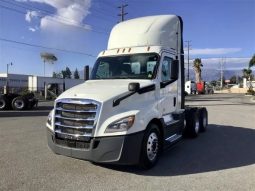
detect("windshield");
top-left (91, 53), bottom-right (159, 80)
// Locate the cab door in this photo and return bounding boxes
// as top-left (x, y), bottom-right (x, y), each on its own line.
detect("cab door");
top-left (158, 53), bottom-right (179, 137)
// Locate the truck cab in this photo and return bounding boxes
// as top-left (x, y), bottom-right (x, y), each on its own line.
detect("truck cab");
top-left (185, 80), bottom-right (197, 95)
top-left (46, 15), bottom-right (208, 168)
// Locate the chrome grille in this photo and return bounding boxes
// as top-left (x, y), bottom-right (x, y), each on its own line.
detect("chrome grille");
top-left (54, 99), bottom-right (100, 142)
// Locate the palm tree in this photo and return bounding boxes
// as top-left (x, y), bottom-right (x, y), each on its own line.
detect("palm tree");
top-left (249, 54), bottom-right (255, 68)
top-left (243, 54), bottom-right (255, 94)
top-left (193, 58), bottom-right (203, 83)
top-left (40, 52), bottom-right (58, 77)
top-left (242, 68), bottom-right (252, 79)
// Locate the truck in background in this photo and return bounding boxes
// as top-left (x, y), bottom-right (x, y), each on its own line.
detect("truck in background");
top-left (46, 15), bottom-right (208, 169)
top-left (185, 81), bottom-right (197, 95)
top-left (196, 81), bottom-right (205, 94)
top-left (196, 81), bottom-right (214, 94)
top-left (0, 92), bottom-right (38, 110)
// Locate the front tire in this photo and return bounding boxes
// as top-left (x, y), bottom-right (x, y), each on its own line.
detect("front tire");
top-left (139, 124), bottom-right (161, 169)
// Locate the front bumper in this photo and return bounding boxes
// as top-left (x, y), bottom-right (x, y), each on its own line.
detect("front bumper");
top-left (47, 129), bottom-right (144, 165)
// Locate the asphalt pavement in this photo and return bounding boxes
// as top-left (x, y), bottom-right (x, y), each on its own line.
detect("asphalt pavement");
top-left (0, 94), bottom-right (254, 191)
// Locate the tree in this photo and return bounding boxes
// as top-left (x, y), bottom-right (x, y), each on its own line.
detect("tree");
top-left (52, 72), bottom-right (57, 78)
top-left (74, 68), bottom-right (80, 79)
top-left (243, 54), bottom-right (255, 81)
top-left (248, 54), bottom-right (255, 94)
top-left (243, 68), bottom-right (254, 94)
top-left (229, 75), bottom-right (237, 84)
top-left (40, 52), bottom-right (57, 77)
top-left (61, 67), bottom-right (72, 79)
top-left (210, 80), bottom-right (217, 86)
top-left (249, 54), bottom-right (255, 68)
top-left (242, 68), bottom-right (252, 80)
top-left (193, 58), bottom-right (203, 83)
top-left (65, 67), bottom-right (72, 79)
top-left (61, 70), bottom-right (67, 79)
top-left (52, 72), bottom-right (62, 78)
top-left (40, 52), bottom-right (57, 64)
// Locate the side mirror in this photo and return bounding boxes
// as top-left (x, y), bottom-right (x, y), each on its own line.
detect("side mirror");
top-left (171, 60), bottom-right (179, 79)
top-left (128, 83), bottom-right (140, 92)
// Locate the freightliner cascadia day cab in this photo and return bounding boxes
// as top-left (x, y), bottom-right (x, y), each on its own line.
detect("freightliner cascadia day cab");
top-left (46, 15), bottom-right (208, 169)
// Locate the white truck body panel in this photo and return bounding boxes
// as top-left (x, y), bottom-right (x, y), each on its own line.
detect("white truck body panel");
top-left (108, 15), bottom-right (179, 51)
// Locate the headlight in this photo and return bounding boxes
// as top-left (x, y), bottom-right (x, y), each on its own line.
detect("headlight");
top-left (105, 115), bottom-right (135, 133)
top-left (47, 109), bottom-right (53, 126)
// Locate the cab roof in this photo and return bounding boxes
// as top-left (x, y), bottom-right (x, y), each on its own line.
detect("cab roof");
top-left (107, 15), bottom-right (181, 51)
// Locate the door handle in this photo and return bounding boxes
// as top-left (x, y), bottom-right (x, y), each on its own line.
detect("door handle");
top-left (173, 97), bottom-right (176, 107)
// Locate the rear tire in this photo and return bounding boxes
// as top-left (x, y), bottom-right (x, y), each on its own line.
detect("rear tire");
top-left (139, 123), bottom-right (161, 169)
top-left (0, 96), bottom-right (8, 110)
top-left (199, 108), bottom-right (208, 132)
top-left (12, 97), bottom-right (27, 110)
top-left (183, 108), bottom-right (199, 138)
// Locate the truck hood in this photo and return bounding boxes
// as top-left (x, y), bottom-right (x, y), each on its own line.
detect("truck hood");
top-left (57, 79), bottom-right (154, 103)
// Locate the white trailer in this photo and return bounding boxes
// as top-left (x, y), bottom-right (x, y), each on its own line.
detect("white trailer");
top-left (46, 15), bottom-right (208, 169)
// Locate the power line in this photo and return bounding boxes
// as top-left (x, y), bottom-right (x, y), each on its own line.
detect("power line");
top-left (1, 0), bottom-right (116, 21)
top-left (0, 2), bottom-right (109, 34)
top-left (92, 7), bottom-right (117, 19)
top-left (118, 4), bottom-right (128, 22)
top-left (0, 37), bottom-right (96, 57)
top-left (94, 0), bottom-right (118, 10)
top-left (68, 0), bottom-right (117, 18)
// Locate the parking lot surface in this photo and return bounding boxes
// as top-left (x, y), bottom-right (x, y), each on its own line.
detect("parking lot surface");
top-left (0, 94), bottom-right (254, 191)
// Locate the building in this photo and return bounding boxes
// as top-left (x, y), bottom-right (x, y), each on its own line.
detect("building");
top-left (0, 73), bottom-right (84, 95)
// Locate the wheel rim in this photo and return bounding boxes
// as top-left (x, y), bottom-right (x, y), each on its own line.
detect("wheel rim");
top-left (15, 100), bottom-right (24, 109)
top-left (195, 116), bottom-right (199, 133)
top-left (147, 132), bottom-right (158, 161)
top-left (0, 100), bottom-right (5, 108)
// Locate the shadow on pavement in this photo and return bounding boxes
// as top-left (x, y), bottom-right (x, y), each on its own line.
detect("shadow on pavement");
top-left (188, 103), bottom-right (255, 106)
top-left (186, 99), bottom-right (223, 102)
top-left (99, 124), bottom-right (255, 176)
top-left (0, 106), bottom-right (53, 117)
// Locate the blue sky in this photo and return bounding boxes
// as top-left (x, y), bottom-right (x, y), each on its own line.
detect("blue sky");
top-left (0, 0), bottom-right (254, 77)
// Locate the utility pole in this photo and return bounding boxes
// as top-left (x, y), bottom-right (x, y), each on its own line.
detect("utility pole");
top-left (118, 4), bottom-right (128, 22)
top-left (43, 60), bottom-right (45, 78)
top-left (185, 41), bottom-right (191, 81)
top-left (220, 57), bottom-right (225, 89)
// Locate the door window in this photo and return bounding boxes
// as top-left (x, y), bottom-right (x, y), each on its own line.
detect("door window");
top-left (161, 57), bottom-right (173, 81)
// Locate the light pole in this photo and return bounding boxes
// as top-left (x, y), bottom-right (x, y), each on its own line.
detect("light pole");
top-left (6, 62), bottom-right (13, 94)
top-left (43, 59), bottom-right (46, 78)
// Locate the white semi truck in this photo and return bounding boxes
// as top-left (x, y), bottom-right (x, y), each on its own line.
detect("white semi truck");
top-left (46, 15), bottom-right (208, 169)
